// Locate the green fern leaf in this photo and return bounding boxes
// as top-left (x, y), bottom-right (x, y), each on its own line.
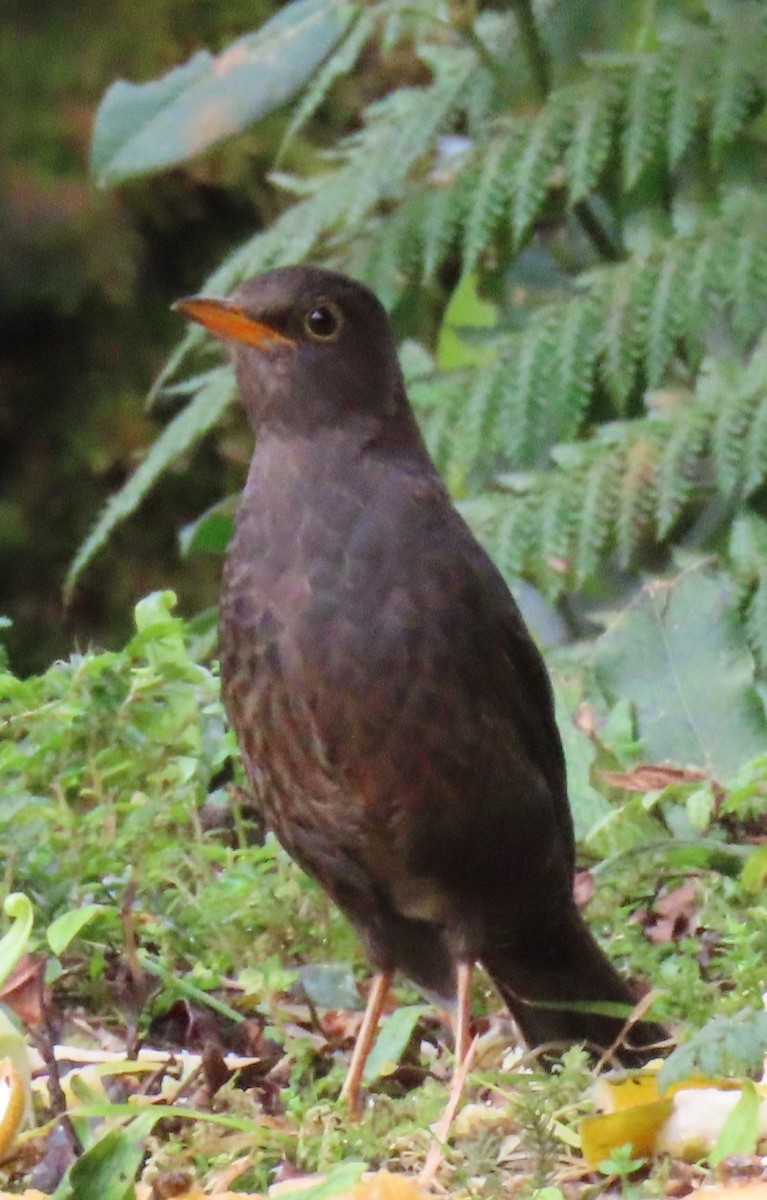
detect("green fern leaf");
top-left (745, 573), bottom-right (767, 675)
top-left (511, 89), bottom-right (575, 244)
top-left (565, 76), bottom-right (619, 201)
top-left (446, 356), bottom-right (507, 488)
top-left (549, 295), bottom-right (602, 440)
top-left (492, 489), bottom-right (540, 580)
top-left (462, 127), bottom-right (519, 274)
top-left (622, 50), bottom-right (671, 190)
top-left (496, 314), bottom-right (558, 464)
top-left (727, 221), bottom-right (767, 348)
top-left (596, 261), bottom-right (656, 410)
top-left (538, 469), bottom-right (581, 594)
top-left (645, 243), bottom-right (687, 387)
top-left (66, 367), bottom-right (235, 596)
top-left (710, 2), bottom-right (767, 150)
top-left (712, 361), bottom-right (760, 496)
top-left (664, 27), bottom-right (714, 166)
top-left (459, 489), bottom-right (533, 581)
top-left (410, 367), bottom-right (473, 478)
top-left (743, 377), bottom-right (767, 498)
top-left (572, 447), bottom-right (621, 586)
top-left (730, 512), bottom-right (767, 597)
top-left (420, 176), bottom-right (471, 281)
top-left (655, 398), bottom-right (714, 537)
top-left (280, 8), bottom-right (377, 154)
top-left (681, 229), bottom-right (721, 359)
top-left (614, 434), bottom-right (659, 568)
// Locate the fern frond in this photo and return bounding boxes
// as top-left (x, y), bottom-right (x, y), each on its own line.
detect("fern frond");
top-left (410, 370), bottom-right (472, 472)
top-left (645, 243), bottom-right (688, 387)
top-left (745, 572), bottom-right (767, 676)
top-left (664, 26), bottom-right (714, 166)
top-left (462, 127), bottom-right (519, 274)
top-left (537, 467), bottom-right (583, 590)
top-left (730, 512), bottom-right (767, 597)
top-left (731, 510), bottom-right (767, 675)
top-left (680, 228), bottom-right (721, 360)
top-left (723, 209), bottom-right (767, 348)
top-left (710, 2), bottom-right (767, 150)
top-left (279, 8), bottom-right (377, 154)
top-left (622, 49), bottom-right (672, 189)
top-left (741, 347), bottom-right (767, 496)
top-left (565, 76), bottom-right (620, 201)
top-left (572, 447), bottom-right (621, 586)
top-left (549, 294), bottom-right (602, 440)
top-left (66, 367), bottom-right (235, 597)
top-left (595, 261), bottom-right (656, 409)
top-left (712, 361), bottom-right (763, 496)
top-left (420, 175), bottom-right (472, 281)
top-left (614, 434), bottom-right (659, 568)
top-left (498, 311), bottom-right (559, 463)
top-left (654, 395), bottom-right (714, 537)
top-left (445, 359), bottom-right (506, 490)
top-left (492, 488), bottom-right (540, 580)
top-left (511, 88), bottom-right (575, 243)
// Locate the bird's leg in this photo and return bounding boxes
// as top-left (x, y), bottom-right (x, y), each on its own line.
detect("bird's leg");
top-left (340, 971), bottom-right (391, 1116)
top-left (419, 960), bottom-right (476, 1185)
top-left (453, 960), bottom-right (472, 1064)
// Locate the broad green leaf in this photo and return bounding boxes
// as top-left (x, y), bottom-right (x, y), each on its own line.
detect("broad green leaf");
top-left (54, 1110), bottom-right (159, 1200)
top-left (437, 273), bottom-right (498, 370)
top-left (275, 1162), bottom-right (367, 1200)
top-left (46, 905), bottom-right (107, 957)
top-left (710, 1080), bottom-right (760, 1165)
top-left (298, 962), bottom-right (360, 1010)
top-left (593, 565), bottom-right (767, 782)
top-left (658, 1010), bottom-right (767, 1092)
top-left (0, 894), bottom-right (33, 989)
top-left (91, 0), bottom-right (355, 185)
top-left (363, 1004), bottom-right (428, 1082)
top-left (741, 843), bottom-right (767, 894)
top-left (179, 496), bottom-right (237, 557)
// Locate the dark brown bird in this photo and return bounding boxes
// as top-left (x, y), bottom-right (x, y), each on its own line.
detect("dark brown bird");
top-left (174, 266), bottom-right (666, 1109)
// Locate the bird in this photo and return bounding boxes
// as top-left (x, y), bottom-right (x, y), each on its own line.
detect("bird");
top-left (174, 266), bottom-right (667, 1111)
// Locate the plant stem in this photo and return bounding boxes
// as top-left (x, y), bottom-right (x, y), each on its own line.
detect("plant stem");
top-left (574, 197), bottom-right (624, 263)
top-left (510, 0), bottom-right (551, 100)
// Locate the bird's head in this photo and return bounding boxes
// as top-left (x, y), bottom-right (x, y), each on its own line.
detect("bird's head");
top-left (174, 266), bottom-right (406, 435)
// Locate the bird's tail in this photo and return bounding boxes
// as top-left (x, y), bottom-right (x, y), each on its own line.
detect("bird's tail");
top-left (481, 907), bottom-right (667, 1067)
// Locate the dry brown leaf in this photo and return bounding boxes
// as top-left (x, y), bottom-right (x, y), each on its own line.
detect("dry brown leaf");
top-left (631, 882), bottom-right (700, 944)
top-left (0, 957), bottom-right (49, 1030)
top-left (602, 764), bottom-right (712, 792)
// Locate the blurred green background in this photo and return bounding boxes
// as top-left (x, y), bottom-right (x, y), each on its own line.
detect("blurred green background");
top-left (0, 0), bottom-right (298, 674)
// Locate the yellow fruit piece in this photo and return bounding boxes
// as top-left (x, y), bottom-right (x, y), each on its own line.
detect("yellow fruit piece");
top-left (0, 1058), bottom-right (25, 1159)
top-left (581, 1097), bottom-right (675, 1166)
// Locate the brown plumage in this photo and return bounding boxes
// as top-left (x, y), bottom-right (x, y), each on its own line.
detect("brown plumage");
top-left (175, 266), bottom-right (666, 1108)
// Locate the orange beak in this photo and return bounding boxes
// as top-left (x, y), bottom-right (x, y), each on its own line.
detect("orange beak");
top-left (172, 296), bottom-right (295, 348)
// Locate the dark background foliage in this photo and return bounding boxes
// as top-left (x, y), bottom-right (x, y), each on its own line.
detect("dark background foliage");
top-left (0, 0), bottom-right (299, 673)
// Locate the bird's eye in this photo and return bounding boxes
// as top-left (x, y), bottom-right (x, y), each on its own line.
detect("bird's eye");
top-left (304, 302), bottom-right (343, 341)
